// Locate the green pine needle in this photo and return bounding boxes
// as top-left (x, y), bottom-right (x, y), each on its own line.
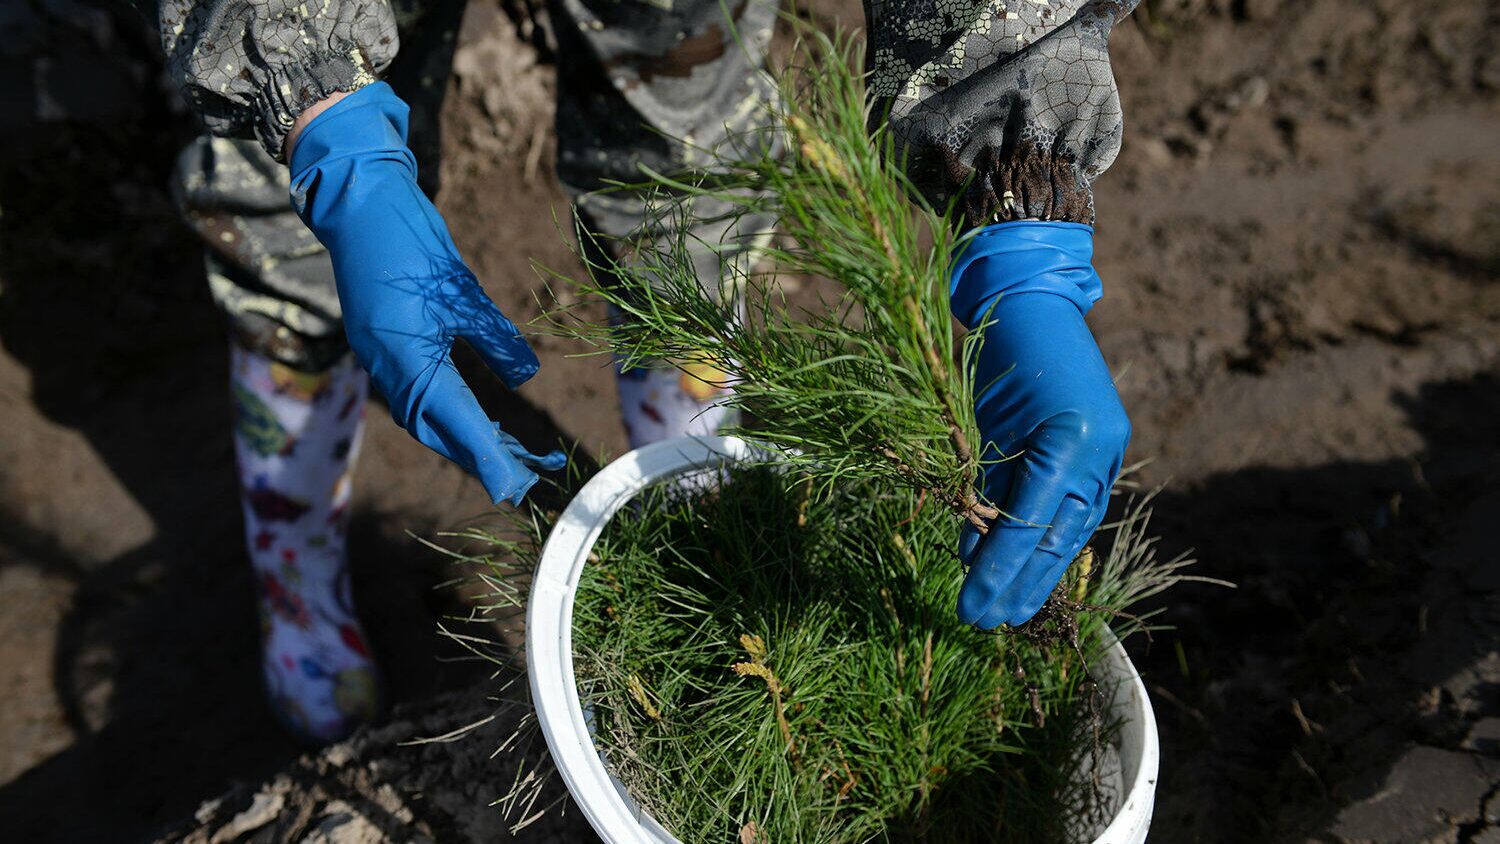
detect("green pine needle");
top-left (539, 24), bottom-right (997, 530)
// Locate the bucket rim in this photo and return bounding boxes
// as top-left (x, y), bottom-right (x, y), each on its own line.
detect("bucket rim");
top-left (525, 435), bottom-right (1158, 844)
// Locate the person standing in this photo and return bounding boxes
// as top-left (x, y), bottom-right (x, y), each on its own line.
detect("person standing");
top-left (152, 0), bottom-right (1137, 742)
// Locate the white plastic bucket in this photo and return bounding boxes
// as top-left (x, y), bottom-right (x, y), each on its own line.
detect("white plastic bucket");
top-left (527, 435), bottom-right (1159, 843)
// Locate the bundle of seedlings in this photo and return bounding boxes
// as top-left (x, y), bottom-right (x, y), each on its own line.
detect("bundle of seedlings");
top-left (449, 22), bottom-right (1206, 844)
top-left (540, 465), bottom-right (1185, 841)
top-left (543, 25), bottom-right (990, 531)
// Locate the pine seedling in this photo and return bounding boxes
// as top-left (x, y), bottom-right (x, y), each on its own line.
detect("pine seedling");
top-left (454, 463), bottom-right (1204, 842)
top-left (542, 24), bottom-right (999, 531)
top-left (461, 18), bottom-right (1227, 841)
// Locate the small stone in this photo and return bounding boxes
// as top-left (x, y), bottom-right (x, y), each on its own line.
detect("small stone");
top-left (1227, 76), bottom-right (1270, 111)
top-left (324, 741), bottom-right (354, 768)
top-left (1134, 136), bottom-right (1175, 168)
top-left (302, 800), bottom-right (387, 844)
top-left (193, 797), bottom-right (222, 826)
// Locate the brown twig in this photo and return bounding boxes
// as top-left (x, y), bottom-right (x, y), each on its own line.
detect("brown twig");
top-left (874, 446), bottom-right (998, 532)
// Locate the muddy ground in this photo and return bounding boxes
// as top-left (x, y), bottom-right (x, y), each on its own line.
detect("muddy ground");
top-left (0, 0), bottom-right (1496, 841)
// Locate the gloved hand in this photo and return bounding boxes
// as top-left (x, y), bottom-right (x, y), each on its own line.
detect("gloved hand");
top-left (288, 82), bottom-right (564, 505)
top-left (949, 221), bottom-right (1130, 628)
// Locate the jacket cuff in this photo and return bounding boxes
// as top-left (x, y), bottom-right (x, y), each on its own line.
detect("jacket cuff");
top-left (948, 221), bottom-right (1103, 328)
top-left (254, 46), bottom-right (380, 162)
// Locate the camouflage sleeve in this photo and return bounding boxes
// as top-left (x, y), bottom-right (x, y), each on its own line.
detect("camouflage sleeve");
top-left (157, 0), bottom-right (400, 160)
top-left (866, 0), bottom-right (1138, 228)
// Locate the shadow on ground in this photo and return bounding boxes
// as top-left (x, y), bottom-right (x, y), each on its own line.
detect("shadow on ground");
top-left (1133, 373), bottom-right (1500, 842)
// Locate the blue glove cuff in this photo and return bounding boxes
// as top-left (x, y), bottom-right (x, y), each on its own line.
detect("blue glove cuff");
top-left (288, 81), bottom-right (426, 262)
top-left (948, 221), bottom-right (1103, 329)
top-left (289, 82), bottom-right (412, 176)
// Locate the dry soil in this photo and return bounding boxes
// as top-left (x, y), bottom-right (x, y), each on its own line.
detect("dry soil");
top-left (0, 1), bottom-right (1496, 842)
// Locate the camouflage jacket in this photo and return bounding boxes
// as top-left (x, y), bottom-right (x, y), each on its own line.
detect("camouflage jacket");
top-left (153, 0), bottom-right (1134, 227)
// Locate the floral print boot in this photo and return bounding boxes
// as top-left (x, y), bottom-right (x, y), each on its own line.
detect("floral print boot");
top-left (615, 358), bottom-right (738, 450)
top-left (230, 342), bottom-right (380, 743)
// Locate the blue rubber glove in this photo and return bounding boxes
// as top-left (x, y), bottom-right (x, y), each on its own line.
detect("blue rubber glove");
top-left (289, 83), bottom-right (564, 505)
top-left (949, 222), bottom-right (1130, 628)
